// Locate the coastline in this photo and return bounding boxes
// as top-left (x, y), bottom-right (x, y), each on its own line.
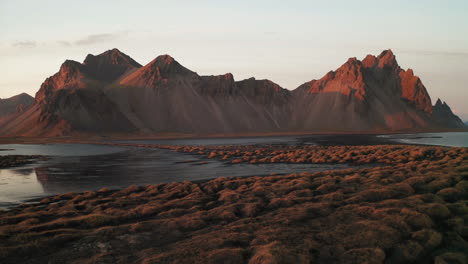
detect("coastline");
top-left (0, 127), bottom-right (466, 145)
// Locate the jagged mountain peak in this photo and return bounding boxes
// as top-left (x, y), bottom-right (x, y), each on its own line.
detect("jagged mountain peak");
top-left (154, 54), bottom-right (175, 64)
top-left (294, 49), bottom-right (433, 116)
top-left (145, 54), bottom-right (194, 75)
top-left (378, 49), bottom-right (394, 58)
top-left (84, 48), bottom-right (141, 68)
top-left (2, 48), bottom-right (465, 136)
top-left (360, 49), bottom-right (398, 69)
top-left (376, 49), bottom-right (398, 69)
top-left (362, 54), bottom-right (377, 68)
top-left (337, 57), bottom-right (364, 74)
top-left (119, 54), bottom-right (196, 88)
top-left (82, 48), bottom-right (142, 82)
top-left (59, 60), bottom-right (82, 71)
top-left (345, 57), bottom-right (360, 64)
top-left (117, 54), bottom-right (195, 88)
top-left (432, 98), bottom-right (465, 128)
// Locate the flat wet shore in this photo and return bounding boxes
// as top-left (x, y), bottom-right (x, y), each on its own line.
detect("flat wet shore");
top-left (0, 144), bottom-right (466, 263)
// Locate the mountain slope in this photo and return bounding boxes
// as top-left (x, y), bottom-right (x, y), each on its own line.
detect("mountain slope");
top-left (0, 49), bottom-right (464, 136)
top-left (0, 93), bottom-right (34, 117)
top-left (291, 50), bottom-right (436, 131)
top-left (1, 49), bottom-right (139, 136)
top-left (108, 56), bottom-right (292, 133)
top-left (432, 99), bottom-right (465, 128)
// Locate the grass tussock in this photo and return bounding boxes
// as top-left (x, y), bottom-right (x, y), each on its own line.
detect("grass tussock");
top-left (0, 144), bottom-right (467, 263)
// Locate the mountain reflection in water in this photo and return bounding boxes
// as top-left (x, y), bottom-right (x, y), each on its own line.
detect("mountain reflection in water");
top-left (0, 146), bottom-right (352, 208)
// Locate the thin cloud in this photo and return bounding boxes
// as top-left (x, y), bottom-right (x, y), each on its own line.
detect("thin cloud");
top-left (74, 33), bottom-right (123, 46)
top-left (12, 41), bottom-right (37, 48)
top-left (57, 40), bottom-right (71, 47)
top-left (399, 48), bottom-right (468, 58)
top-left (55, 31), bottom-right (128, 47)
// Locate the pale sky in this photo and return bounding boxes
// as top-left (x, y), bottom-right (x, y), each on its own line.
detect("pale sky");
top-left (1, 0), bottom-right (467, 120)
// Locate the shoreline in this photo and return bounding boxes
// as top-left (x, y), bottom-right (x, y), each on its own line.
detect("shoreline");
top-left (0, 128), bottom-right (466, 145)
top-left (0, 136), bottom-right (465, 209)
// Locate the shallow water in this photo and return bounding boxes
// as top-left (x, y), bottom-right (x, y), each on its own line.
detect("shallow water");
top-left (0, 144), bottom-right (352, 208)
top-left (0, 143), bottom-right (125, 156)
top-left (117, 132), bottom-right (468, 147)
top-left (115, 135), bottom-right (305, 146)
top-left (378, 132), bottom-right (468, 147)
top-left (1, 132), bottom-right (465, 208)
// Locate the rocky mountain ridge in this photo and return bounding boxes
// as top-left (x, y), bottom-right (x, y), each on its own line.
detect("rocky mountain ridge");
top-left (0, 49), bottom-right (464, 136)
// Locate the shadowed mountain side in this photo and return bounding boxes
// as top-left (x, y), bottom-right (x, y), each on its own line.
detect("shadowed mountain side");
top-left (43, 88), bottom-right (137, 134)
top-left (0, 89), bottom-right (136, 136)
top-left (432, 99), bottom-right (465, 128)
top-left (105, 75), bottom-right (292, 134)
top-left (83, 48), bottom-right (142, 82)
top-left (0, 104), bottom-right (70, 136)
top-left (0, 93), bottom-right (34, 117)
top-left (291, 91), bottom-right (430, 131)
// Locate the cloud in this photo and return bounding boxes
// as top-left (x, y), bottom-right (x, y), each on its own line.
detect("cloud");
top-left (12, 41), bottom-right (37, 48)
top-left (57, 40), bottom-right (71, 47)
top-left (74, 33), bottom-right (123, 46)
top-left (399, 49), bottom-right (468, 58)
top-left (9, 31), bottom-right (128, 49)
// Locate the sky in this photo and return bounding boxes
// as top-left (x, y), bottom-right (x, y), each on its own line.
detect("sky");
top-left (1, 0), bottom-right (467, 120)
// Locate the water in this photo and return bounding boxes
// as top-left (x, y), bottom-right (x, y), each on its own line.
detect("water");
top-left (1, 132), bottom-right (465, 208)
top-left (0, 143), bottom-right (351, 208)
top-left (118, 132), bottom-right (468, 147)
top-left (0, 143), bottom-right (125, 156)
top-left (378, 132), bottom-right (468, 147)
top-left (115, 135), bottom-right (305, 146)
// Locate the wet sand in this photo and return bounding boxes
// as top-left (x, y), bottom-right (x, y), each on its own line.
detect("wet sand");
top-left (0, 144), bottom-right (467, 263)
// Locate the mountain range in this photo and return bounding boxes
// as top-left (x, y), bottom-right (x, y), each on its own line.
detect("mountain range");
top-left (0, 49), bottom-right (464, 136)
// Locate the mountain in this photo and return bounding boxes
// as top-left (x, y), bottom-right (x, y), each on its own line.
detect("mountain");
top-left (432, 99), bottom-right (465, 128)
top-left (0, 49), bottom-right (464, 136)
top-left (0, 93), bottom-right (34, 117)
top-left (291, 50), bottom-right (435, 131)
top-left (108, 55), bottom-right (291, 134)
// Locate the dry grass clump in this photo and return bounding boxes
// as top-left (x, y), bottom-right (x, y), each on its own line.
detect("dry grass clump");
top-left (0, 155), bottom-right (43, 168)
top-left (0, 144), bottom-right (466, 263)
top-left (151, 144), bottom-right (467, 167)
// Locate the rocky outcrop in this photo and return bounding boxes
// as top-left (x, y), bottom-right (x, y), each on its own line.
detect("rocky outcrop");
top-left (432, 99), bottom-right (465, 128)
top-left (0, 49), bottom-right (464, 136)
top-left (292, 49), bottom-right (439, 131)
